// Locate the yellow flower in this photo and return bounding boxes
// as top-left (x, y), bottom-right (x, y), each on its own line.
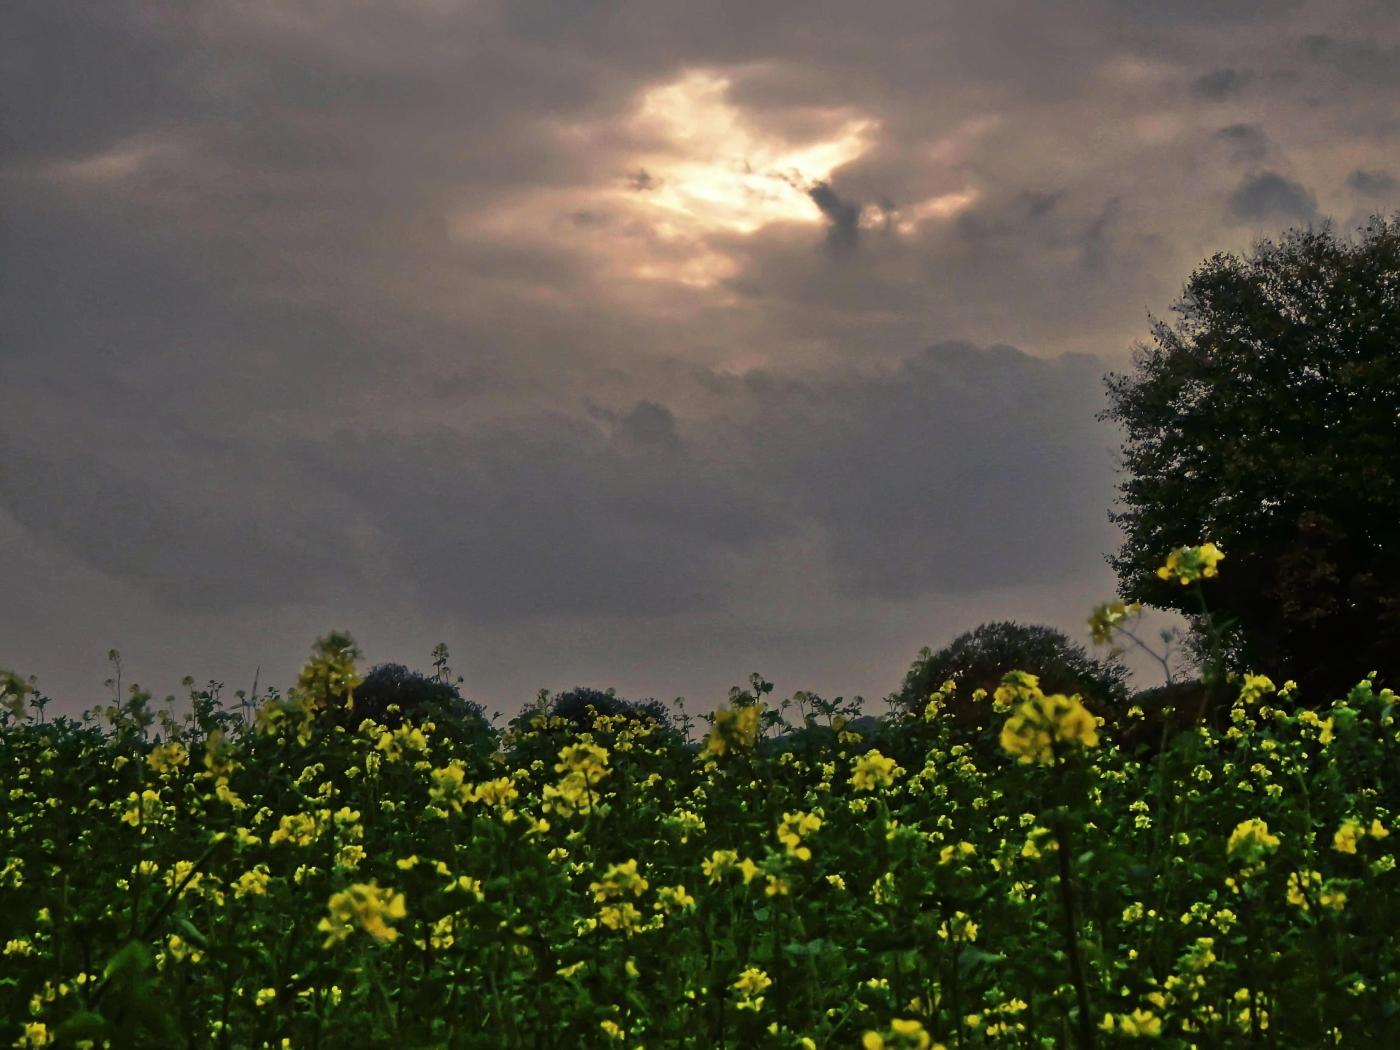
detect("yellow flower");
top-left (705, 704), bottom-right (761, 756)
top-left (998, 680), bottom-right (1098, 764)
top-left (1118, 1008), bottom-right (1162, 1037)
top-left (851, 750), bottom-right (900, 792)
top-left (733, 967), bottom-right (772, 996)
top-left (1088, 601), bottom-right (1143, 645)
top-left (938, 842), bottom-right (976, 866)
top-left (656, 884), bottom-right (696, 912)
top-left (599, 1019), bottom-right (626, 1041)
top-left (1238, 674), bottom-right (1276, 704)
top-left (590, 859), bottom-right (649, 902)
top-left (146, 742), bottom-right (189, 776)
top-left (429, 763), bottom-right (473, 812)
top-left (1156, 542), bottom-right (1224, 585)
top-left (777, 810), bottom-right (823, 860)
top-left (1226, 818), bottom-right (1280, 863)
top-left (1334, 818), bottom-right (1364, 855)
top-left (233, 867), bottom-right (271, 898)
top-left (702, 849), bottom-right (739, 884)
top-left (597, 902), bottom-right (643, 933)
top-left (555, 742), bottom-right (610, 776)
top-left (374, 725), bottom-right (428, 762)
top-left (15, 1022), bottom-right (53, 1048)
top-left (862, 1018), bottom-right (936, 1049)
top-left (269, 812), bottom-right (322, 848)
top-left (318, 881), bottom-right (406, 947)
top-left (473, 777), bottom-right (519, 810)
top-left (1285, 869), bottom-right (1344, 912)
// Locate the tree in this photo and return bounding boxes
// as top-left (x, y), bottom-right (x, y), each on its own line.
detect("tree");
top-left (891, 621), bottom-right (1131, 732)
top-left (339, 662), bottom-right (496, 756)
top-left (1102, 215), bottom-right (1400, 699)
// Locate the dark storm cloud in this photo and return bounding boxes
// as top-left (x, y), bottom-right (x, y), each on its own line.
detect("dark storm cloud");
top-left (808, 181), bottom-right (863, 257)
top-left (728, 342), bottom-right (1118, 598)
top-left (0, 342), bottom-right (1114, 620)
top-left (1192, 68), bottom-right (1255, 100)
top-left (1301, 35), bottom-right (1400, 88)
top-left (1349, 169), bottom-right (1398, 197)
top-left (4, 0), bottom-right (1400, 710)
top-left (1227, 171), bottom-right (1318, 223)
top-left (1215, 124), bottom-right (1271, 162)
top-left (0, 442), bottom-right (361, 612)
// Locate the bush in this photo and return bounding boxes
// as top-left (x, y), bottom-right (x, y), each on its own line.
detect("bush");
top-left (891, 621), bottom-right (1131, 734)
top-left (339, 662), bottom-right (495, 756)
top-left (503, 685), bottom-right (681, 767)
top-left (1116, 679), bottom-right (1217, 752)
top-left (545, 686), bottom-right (674, 735)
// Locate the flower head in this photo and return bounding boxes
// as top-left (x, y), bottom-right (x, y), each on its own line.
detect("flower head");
top-left (998, 675), bottom-right (1099, 764)
top-left (1156, 542), bottom-right (1224, 585)
top-left (318, 881), bottom-right (406, 947)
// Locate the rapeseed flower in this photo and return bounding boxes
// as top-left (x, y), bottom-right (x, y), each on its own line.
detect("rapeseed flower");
top-left (591, 858), bottom-right (649, 901)
top-left (1156, 542), bottom-right (1224, 585)
top-left (706, 704), bottom-right (761, 756)
top-left (1226, 819), bottom-right (1280, 865)
top-left (851, 750), bottom-right (900, 791)
top-left (146, 742), bottom-right (189, 776)
top-left (702, 849), bottom-right (739, 884)
top-left (862, 1018), bottom-right (938, 1049)
top-left (776, 810), bottom-right (823, 860)
top-left (318, 881), bottom-right (406, 947)
top-left (1088, 601), bottom-right (1143, 645)
top-left (998, 679), bottom-right (1098, 764)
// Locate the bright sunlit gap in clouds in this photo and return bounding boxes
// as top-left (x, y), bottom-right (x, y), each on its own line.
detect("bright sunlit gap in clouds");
top-left (456, 67), bottom-right (978, 292)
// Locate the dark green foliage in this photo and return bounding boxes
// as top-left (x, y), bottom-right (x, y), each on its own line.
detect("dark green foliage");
top-left (1102, 215), bottom-right (1400, 699)
top-left (1116, 679), bottom-right (1218, 752)
top-left (343, 663), bottom-right (495, 755)
top-left (503, 686), bottom-right (682, 766)
top-left (545, 686), bottom-right (674, 735)
top-left (891, 621), bottom-right (1131, 731)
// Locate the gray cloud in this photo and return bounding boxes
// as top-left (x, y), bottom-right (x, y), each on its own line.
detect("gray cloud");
top-left (1349, 169), bottom-right (1398, 197)
top-left (0, 443), bottom-right (363, 613)
top-left (3, 0), bottom-right (1399, 711)
top-left (808, 180), bottom-right (863, 258)
top-left (0, 340), bottom-right (1116, 626)
top-left (1227, 171), bottom-right (1318, 223)
top-left (1215, 123), bottom-right (1271, 162)
top-left (1193, 67), bottom-right (1255, 100)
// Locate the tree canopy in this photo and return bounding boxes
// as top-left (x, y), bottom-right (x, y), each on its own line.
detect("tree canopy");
top-left (1102, 215), bottom-right (1400, 699)
top-left (891, 621), bottom-right (1131, 728)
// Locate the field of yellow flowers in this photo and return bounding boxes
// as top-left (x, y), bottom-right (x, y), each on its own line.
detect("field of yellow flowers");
top-left (4, 547), bottom-right (1400, 1048)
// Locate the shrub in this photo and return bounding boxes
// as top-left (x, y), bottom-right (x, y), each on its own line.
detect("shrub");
top-left (339, 662), bottom-right (495, 756)
top-left (891, 621), bottom-right (1131, 735)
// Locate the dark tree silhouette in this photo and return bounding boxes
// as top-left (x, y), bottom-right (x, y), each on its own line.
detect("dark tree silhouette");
top-left (1102, 216), bottom-right (1400, 699)
top-left (891, 621), bottom-right (1131, 734)
top-left (340, 663), bottom-right (495, 755)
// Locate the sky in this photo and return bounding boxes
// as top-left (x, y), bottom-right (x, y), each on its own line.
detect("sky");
top-left (3, 0), bottom-right (1399, 722)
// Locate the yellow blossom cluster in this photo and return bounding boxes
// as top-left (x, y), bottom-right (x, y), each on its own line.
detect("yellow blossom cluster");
top-left (776, 810), bottom-right (823, 861)
top-left (1334, 817), bottom-right (1388, 854)
top-left (1156, 542), bottom-right (1225, 585)
top-left (542, 742), bottom-right (611, 817)
top-left (851, 750), bottom-right (901, 792)
top-left (862, 1017), bottom-right (941, 1049)
top-left (705, 703), bottom-right (761, 757)
top-left (318, 881), bottom-right (406, 947)
top-left (996, 673), bottom-right (1099, 764)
